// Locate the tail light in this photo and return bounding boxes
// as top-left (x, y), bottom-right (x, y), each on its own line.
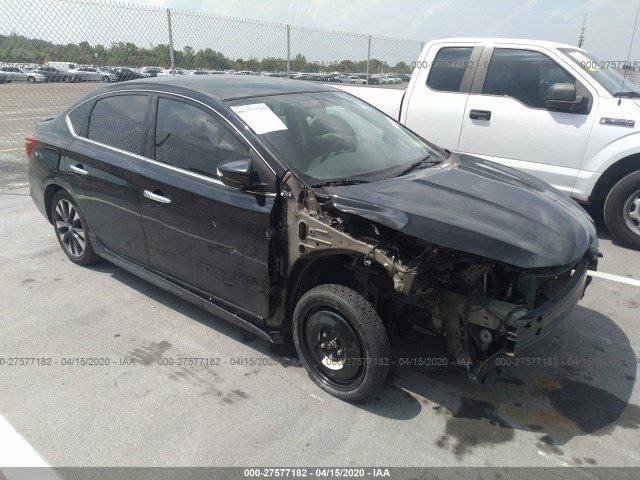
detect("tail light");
top-left (25, 135), bottom-right (37, 158)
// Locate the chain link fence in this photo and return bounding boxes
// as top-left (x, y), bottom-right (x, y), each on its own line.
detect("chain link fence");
top-left (0, 0), bottom-right (422, 187)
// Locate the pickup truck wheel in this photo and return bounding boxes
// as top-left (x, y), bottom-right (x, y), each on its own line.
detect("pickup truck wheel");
top-left (51, 191), bottom-right (101, 265)
top-left (604, 171), bottom-right (640, 249)
top-left (293, 284), bottom-right (390, 401)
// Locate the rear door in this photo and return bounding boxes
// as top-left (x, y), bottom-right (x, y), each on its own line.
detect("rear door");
top-left (63, 93), bottom-right (150, 265)
top-left (138, 94), bottom-right (276, 319)
top-left (403, 44), bottom-right (481, 149)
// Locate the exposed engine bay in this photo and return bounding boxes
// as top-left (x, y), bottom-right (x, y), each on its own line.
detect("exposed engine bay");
top-left (281, 173), bottom-right (590, 380)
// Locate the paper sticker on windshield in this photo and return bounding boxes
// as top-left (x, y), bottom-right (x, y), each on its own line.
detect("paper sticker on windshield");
top-left (230, 103), bottom-right (287, 134)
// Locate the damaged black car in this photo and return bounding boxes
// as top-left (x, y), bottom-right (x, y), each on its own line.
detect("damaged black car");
top-left (27, 76), bottom-right (600, 401)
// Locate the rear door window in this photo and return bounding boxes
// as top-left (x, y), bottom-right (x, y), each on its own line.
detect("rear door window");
top-left (427, 47), bottom-right (474, 92)
top-left (86, 95), bottom-right (149, 155)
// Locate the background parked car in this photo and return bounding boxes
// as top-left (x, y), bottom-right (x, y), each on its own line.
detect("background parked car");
top-left (348, 75), bottom-right (366, 85)
top-left (385, 74), bottom-right (402, 84)
top-left (0, 66), bottom-right (45, 83)
top-left (331, 74), bottom-right (351, 83)
top-left (142, 67), bottom-right (165, 77)
top-left (69, 67), bottom-right (117, 82)
top-left (112, 67), bottom-right (147, 81)
top-left (360, 74), bottom-right (379, 85)
top-left (47, 62), bottom-right (78, 72)
top-left (32, 66), bottom-right (80, 82)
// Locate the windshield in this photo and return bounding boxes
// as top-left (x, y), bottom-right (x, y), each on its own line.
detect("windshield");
top-left (226, 91), bottom-right (438, 185)
top-left (559, 48), bottom-right (640, 96)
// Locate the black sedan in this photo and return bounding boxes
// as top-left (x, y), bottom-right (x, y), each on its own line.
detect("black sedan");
top-left (27, 76), bottom-right (599, 401)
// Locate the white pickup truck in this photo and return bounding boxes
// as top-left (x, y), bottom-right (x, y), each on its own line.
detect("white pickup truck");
top-left (336, 38), bottom-right (640, 249)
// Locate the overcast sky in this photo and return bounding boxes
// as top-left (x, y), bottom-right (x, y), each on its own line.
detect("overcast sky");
top-left (2, 0), bottom-right (639, 66)
top-left (143, 0), bottom-right (640, 61)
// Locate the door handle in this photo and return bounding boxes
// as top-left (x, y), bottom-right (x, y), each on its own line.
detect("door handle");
top-left (469, 109), bottom-right (492, 121)
top-left (69, 164), bottom-right (88, 175)
top-left (144, 189), bottom-right (171, 205)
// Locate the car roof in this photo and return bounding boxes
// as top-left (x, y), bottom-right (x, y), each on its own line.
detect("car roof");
top-left (431, 37), bottom-right (580, 50)
top-left (100, 75), bottom-right (336, 101)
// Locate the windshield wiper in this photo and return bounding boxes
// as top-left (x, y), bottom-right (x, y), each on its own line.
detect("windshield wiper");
top-left (396, 156), bottom-right (440, 177)
top-left (613, 91), bottom-right (640, 97)
top-left (310, 178), bottom-right (370, 188)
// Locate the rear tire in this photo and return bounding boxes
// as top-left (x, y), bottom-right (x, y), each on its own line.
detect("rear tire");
top-left (604, 171), bottom-right (640, 250)
top-left (293, 284), bottom-right (390, 401)
top-left (51, 191), bottom-right (101, 265)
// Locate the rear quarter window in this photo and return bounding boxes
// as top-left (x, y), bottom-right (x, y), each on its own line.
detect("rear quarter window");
top-left (86, 95), bottom-right (148, 155)
top-left (67, 101), bottom-right (93, 135)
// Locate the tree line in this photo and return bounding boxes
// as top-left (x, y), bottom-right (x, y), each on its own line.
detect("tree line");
top-left (0, 33), bottom-right (412, 73)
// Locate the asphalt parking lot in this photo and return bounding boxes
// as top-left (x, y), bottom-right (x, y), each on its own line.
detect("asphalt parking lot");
top-left (1, 83), bottom-right (639, 474)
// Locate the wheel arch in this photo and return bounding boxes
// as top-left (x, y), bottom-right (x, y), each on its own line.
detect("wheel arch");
top-left (281, 252), bottom-right (390, 331)
top-left (44, 184), bottom-right (64, 223)
top-left (591, 153), bottom-right (640, 202)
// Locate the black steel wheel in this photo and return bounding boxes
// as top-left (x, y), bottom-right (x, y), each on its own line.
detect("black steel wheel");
top-left (293, 284), bottom-right (390, 401)
top-left (605, 171), bottom-right (640, 250)
top-left (51, 190), bottom-right (100, 265)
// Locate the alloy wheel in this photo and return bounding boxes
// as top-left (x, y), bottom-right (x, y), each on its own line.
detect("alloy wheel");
top-left (54, 199), bottom-right (86, 257)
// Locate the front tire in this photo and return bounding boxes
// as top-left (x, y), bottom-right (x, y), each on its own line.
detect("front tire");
top-left (604, 171), bottom-right (640, 249)
top-left (293, 284), bottom-right (390, 401)
top-left (101, 75), bottom-right (110, 83)
top-left (27, 76), bottom-right (35, 84)
top-left (51, 191), bottom-right (101, 265)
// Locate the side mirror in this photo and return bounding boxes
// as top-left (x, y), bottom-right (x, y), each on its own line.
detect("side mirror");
top-left (545, 83), bottom-right (587, 113)
top-left (217, 158), bottom-right (253, 189)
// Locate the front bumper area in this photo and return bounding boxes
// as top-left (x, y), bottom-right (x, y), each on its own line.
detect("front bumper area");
top-left (470, 256), bottom-right (592, 382)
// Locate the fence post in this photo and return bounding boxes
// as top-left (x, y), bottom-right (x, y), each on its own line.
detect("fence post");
top-left (286, 24), bottom-right (291, 78)
top-left (366, 35), bottom-right (371, 84)
top-left (420, 41), bottom-right (424, 56)
top-left (167, 8), bottom-right (176, 74)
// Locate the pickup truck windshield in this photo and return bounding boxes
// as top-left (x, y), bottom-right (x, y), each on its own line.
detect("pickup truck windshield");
top-left (226, 91), bottom-right (437, 185)
top-left (559, 48), bottom-right (640, 96)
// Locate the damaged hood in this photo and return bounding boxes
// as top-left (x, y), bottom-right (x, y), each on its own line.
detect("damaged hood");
top-left (324, 154), bottom-right (598, 269)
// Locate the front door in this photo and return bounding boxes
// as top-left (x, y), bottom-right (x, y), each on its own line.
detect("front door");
top-left (458, 47), bottom-right (598, 195)
top-left (139, 95), bottom-right (275, 319)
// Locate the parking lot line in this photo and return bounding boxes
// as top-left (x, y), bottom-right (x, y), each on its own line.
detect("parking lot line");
top-left (0, 148), bottom-right (22, 153)
top-left (590, 270), bottom-right (640, 287)
top-left (0, 416), bottom-right (56, 472)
